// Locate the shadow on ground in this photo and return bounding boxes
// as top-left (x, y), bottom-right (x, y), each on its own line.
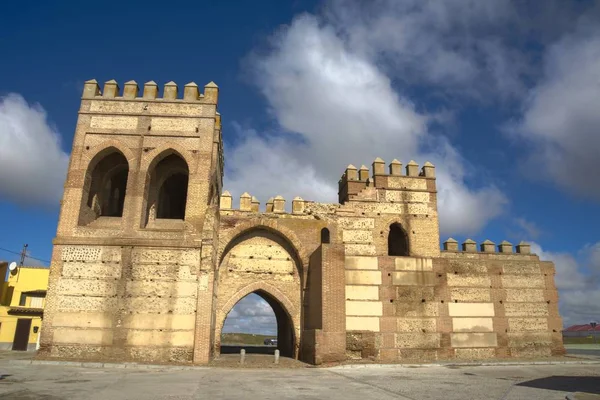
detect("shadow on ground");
top-left (517, 376), bottom-right (600, 394)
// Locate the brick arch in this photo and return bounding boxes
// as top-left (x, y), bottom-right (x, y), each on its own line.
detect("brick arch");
top-left (77, 144), bottom-right (133, 225)
top-left (217, 219), bottom-right (309, 269)
top-left (81, 141), bottom-right (135, 172)
top-left (214, 281), bottom-right (299, 358)
top-left (140, 146), bottom-right (194, 225)
top-left (140, 142), bottom-right (196, 174)
top-left (382, 217), bottom-right (411, 256)
top-left (219, 281), bottom-right (297, 323)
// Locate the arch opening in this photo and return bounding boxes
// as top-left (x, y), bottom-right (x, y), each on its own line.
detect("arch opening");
top-left (220, 291), bottom-right (295, 358)
top-left (145, 152), bottom-right (189, 224)
top-left (157, 173), bottom-right (188, 219)
top-left (388, 223), bottom-right (409, 256)
top-left (80, 150), bottom-right (129, 224)
top-left (320, 228), bottom-right (330, 244)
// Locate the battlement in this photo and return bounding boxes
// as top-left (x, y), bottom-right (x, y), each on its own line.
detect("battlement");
top-left (338, 158), bottom-right (436, 203)
top-left (442, 238), bottom-right (532, 255)
top-left (76, 78), bottom-right (222, 143)
top-left (82, 79), bottom-right (219, 104)
top-left (219, 191), bottom-right (308, 214)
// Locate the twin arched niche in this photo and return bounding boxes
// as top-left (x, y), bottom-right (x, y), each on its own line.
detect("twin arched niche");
top-left (388, 222), bottom-right (410, 256)
top-left (79, 148), bottom-right (129, 225)
top-left (144, 151), bottom-right (190, 225)
top-left (78, 146), bottom-right (192, 228)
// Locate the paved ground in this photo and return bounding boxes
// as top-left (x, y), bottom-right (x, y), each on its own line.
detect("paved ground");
top-left (1, 355), bottom-right (600, 399)
top-left (565, 345), bottom-right (600, 358)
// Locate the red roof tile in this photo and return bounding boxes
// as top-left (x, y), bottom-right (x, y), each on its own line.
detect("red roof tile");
top-left (564, 324), bottom-right (600, 332)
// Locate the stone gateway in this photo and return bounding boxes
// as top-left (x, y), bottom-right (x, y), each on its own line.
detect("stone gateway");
top-left (38, 79), bottom-right (564, 365)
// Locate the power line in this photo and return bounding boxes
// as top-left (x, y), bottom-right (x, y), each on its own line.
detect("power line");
top-left (0, 246), bottom-right (50, 264)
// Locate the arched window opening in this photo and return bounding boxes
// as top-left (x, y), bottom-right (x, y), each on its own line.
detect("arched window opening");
top-left (320, 228), bottom-right (330, 244)
top-left (157, 173), bottom-right (188, 219)
top-left (220, 291), bottom-right (295, 358)
top-left (104, 168), bottom-right (128, 217)
top-left (80, 150), bottom-right (129, 224)
top-left (388, 223), bottom-right (409, 256)
top-left (145, 152), bottom-right (189, 224)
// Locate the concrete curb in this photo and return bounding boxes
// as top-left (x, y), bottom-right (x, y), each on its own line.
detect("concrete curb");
top-left (7, 358), bottom-right (600, 371)
top-left (9, 359), bottom-right (209, 370)
top-left (326, 360), bottom-right (600, 369)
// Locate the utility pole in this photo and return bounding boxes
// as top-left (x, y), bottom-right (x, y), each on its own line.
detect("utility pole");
top-left (19, 244), bottom-right (28, 267)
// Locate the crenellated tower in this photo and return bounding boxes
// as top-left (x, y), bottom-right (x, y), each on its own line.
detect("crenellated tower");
top-left (41, 79), bottom-right (223, 364)
top-left (338, 158), bottom-right (439, 257)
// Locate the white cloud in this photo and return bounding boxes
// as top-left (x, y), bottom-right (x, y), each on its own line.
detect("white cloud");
top-left (515, 20), bottom-right (600, 200)
top-left (222, 293), bottom-right (277, 335)
top-left (531, 242), bottom-right (587, 291)
top-left (226, 13), bottom-right (507, 236)
top-left (512, 218), bottom-right (543, 241)
top-left (583, 242), bottom-right (600, 274)
top-left (531, 242), bottom-right (600, 326)
top-left (225, 126), bottom-right (335, 206)
top-left (226, 0), bottom-right (600, 230)
top-left (0, 94), bottom-right (69, 207)
top-left (323, 0), bottom-right (528, 101)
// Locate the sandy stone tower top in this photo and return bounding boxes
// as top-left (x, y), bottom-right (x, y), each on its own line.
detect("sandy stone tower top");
top-left (56, 79), bottom-right (223, 240)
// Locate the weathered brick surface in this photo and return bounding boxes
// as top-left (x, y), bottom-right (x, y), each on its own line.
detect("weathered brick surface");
top-left (40, 79), bottom-right (563, 366)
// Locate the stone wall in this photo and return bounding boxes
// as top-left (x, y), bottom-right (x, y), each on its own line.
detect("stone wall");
top-left (342, 250), bottom-right (563, 362)
top-left (41, 244), bottom-right (201, 363)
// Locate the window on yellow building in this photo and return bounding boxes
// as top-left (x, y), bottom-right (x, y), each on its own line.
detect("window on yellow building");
top-left (30, 297), bottom-right (43, 308)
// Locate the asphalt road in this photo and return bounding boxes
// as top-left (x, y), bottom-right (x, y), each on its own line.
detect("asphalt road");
top-left (568, 349), bottom-right (600, 357)
top-left (1, 360), bottom-right (600, 399)
top-left (566, 345), bottom-right (600, 358)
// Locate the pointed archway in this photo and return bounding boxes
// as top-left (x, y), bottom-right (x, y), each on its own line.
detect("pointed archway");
top-left (214, 227), bottom-right (302, 360)
top-left (219, 290), bottom-right (295, 357)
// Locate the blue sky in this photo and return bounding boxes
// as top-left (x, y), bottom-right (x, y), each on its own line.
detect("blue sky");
top-left (1, 1), bottom-right (599, 333)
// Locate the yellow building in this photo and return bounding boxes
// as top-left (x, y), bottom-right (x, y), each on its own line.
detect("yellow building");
top-left (0, 262), bottom-right (49, 351)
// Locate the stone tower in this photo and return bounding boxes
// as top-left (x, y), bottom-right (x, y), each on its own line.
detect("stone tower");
top-left (39, 79), bottom-right (223, 363)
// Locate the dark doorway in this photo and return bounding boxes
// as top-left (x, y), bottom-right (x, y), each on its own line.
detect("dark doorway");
top-left (320, 228), bottom-right (330, 244)
top-left (220, 291), bottom-right (295, 358)
top-left (388, 223), bottom-right (409, 256)
top-left (12, 319), bottom-right (32, 351)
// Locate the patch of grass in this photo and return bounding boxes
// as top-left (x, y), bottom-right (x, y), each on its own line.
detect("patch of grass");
top-left (221, 333), bottom-right (276, 345)
top-left (563, 336), bottom-right (600, 345)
